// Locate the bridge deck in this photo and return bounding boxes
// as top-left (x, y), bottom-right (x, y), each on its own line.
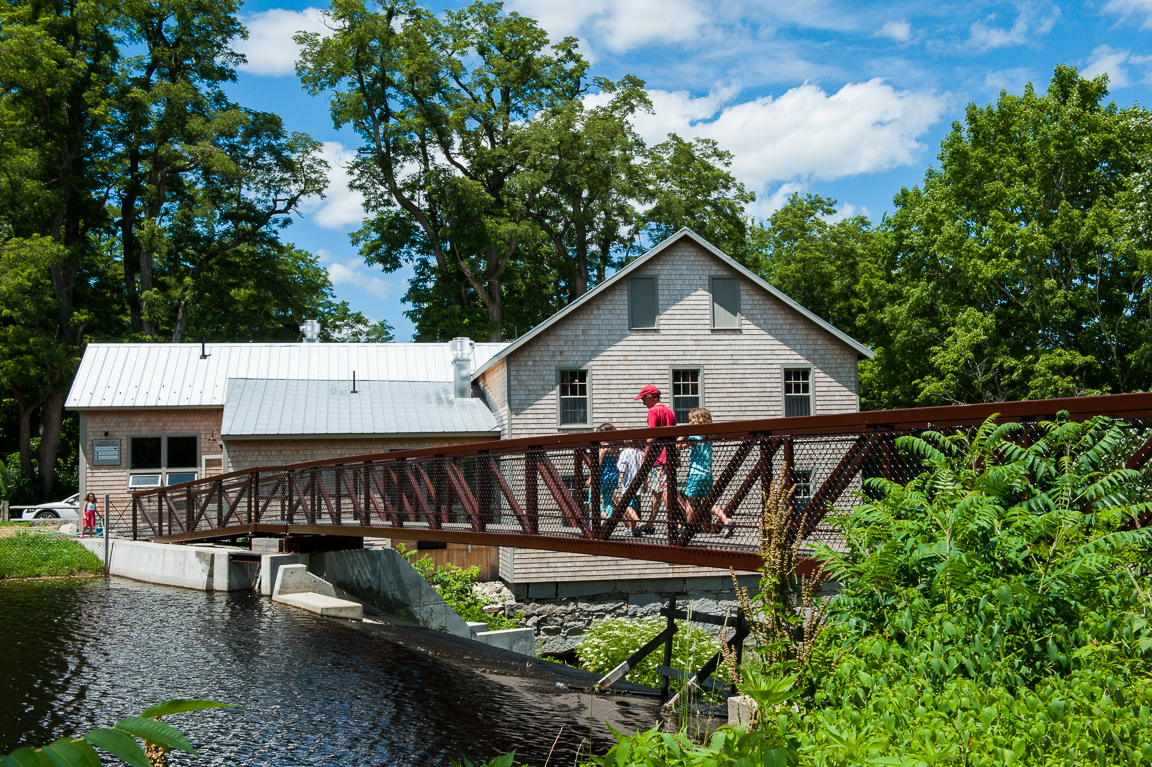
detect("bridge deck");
top-left (131, 393), bottom-right (1152, 571)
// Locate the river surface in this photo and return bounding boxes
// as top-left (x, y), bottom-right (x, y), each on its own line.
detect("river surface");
top-left (0, 577), bottom-right (659, 766)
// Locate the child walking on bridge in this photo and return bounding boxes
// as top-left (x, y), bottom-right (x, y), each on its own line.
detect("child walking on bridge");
top-left (679, 408), bottom-right (735, 537)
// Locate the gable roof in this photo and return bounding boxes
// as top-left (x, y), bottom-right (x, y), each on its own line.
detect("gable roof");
top-left (67, 342), bottom-right (508, 409)
top-left (471, 228), bottom-right (874, 380)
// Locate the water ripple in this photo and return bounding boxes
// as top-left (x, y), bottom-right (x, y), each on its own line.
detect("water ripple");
top-left (0, 578), bottom-right (657, 766)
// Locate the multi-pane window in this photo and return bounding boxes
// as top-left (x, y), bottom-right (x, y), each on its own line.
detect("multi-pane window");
top-left (671, 369), bottom-right (702, 424)
top-left (783, 369), bottom-right (812, 417)
top-left (793, 469), bottom-right (813, 513)
top-left (128, 435), bottom-right (199, 488)
top-left (559, 369), bottom-right (589, 426)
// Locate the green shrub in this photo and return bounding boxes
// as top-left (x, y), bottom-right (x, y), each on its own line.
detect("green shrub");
top-left (0, 533), bottom-right (102, 579)
top-left (576, 615), bottom-right (729, 691)
top-left (402, 548), bottom-right (520, 631)
top-left (796, 414), bottom-right (1152, 764)
top-left (582, 414), bottom-right (1152, 766)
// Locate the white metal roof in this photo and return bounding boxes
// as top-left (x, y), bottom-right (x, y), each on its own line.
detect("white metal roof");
top-left (220, 379), bottom-right (499, 438)
top-left (66, 342), bottom-right (508, 409)
top-left (472, 228), bottom-right (875, 380)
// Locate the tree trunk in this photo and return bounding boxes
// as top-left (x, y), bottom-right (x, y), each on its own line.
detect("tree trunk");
top-left (14, 394), bottom-right (35, 474)
top-left (486, 276), bottom-right (502, 342)
top-left (37, 391), bottom-right (66, 497)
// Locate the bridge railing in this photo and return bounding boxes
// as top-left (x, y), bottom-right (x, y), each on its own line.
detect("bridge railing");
top-left (130, 393), bottom-right (1152, 569)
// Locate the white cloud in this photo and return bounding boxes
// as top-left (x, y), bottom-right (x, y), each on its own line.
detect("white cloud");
top-left (983, 67), bottom-right (1035, 94)
top-left (1082, 45), bottom-right (1132, 87)
top-left (967, 3), bottom-right (1060, 51)
top-left (326, 260), bottom-right (393, 300)
top-left (1104, 0), bottom-right (1152, 29)
top-left (301, 142), bottom-right (366, 230)
top-left (234, 7), bottom-right (330, 76)
top-left (825, 202), bottom-right (871, 223)
top-left (508, 0), bottom-right (707, 53)
top-left (878, 20), bottom-right (912, 42)
top-left (625, 80), bottom-right (945, 196)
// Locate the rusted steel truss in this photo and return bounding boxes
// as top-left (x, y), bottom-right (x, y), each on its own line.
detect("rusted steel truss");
top-left (130, 393), bottom-right (1152, 570)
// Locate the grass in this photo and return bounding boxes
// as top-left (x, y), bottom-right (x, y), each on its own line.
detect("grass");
top-left (0, 533), bottom-right (102, 579)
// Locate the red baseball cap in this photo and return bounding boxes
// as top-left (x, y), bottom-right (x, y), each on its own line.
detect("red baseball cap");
top-left (633, 385), bottom-right (661, 400)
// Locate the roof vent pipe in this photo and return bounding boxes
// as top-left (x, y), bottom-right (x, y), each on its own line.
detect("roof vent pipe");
top-left (300, 319), bottom-right (321, 343)
top-left (449, 337), bottom-right (472, 399)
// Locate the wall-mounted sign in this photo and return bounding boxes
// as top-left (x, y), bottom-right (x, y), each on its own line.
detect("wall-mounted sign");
top-left (92, 439), bottom-right (121, 466)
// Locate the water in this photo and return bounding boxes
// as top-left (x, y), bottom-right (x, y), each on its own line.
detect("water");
top-left (0, 578), bottom-right (658, 765)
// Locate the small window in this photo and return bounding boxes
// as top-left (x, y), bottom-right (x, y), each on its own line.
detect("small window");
top-left (793, 469), bottom-right (812, 499)
top-left (629, 275), bottom-right (658, 329)
top-left (167, 436), bottom-right (198, 468)
top-left (784, 369), bottom-right (812, 417)
top-left (166, 472), bottom-right (198, 486)
top-left (128, 434), bottom-right (199, 490)
top-left (793, 469), bottom-right (813, 513)
top-left (130, 437), bottom-right (162, 470)
top-left (711, 276), bottom-right (740, 329)
top-left (671, 369), bottom-right (701, 424)
top-left (559, 369), bottom-right (589, 426)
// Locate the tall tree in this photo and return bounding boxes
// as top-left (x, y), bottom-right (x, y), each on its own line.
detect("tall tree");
top-left (299, 0), bottom-right (588, 342)
top-left (0, 0), bottom-right (116, 493)
top-left (873, 66), bottom-right (1152, 406)
top-left (113, 0), bottom-right (328, 342)
top-left (641, 134), bottom-right (755, 262)
top-left (751, 192), bottom-right (885, 345)
top-left (518, 75), bottom-right (650, 300)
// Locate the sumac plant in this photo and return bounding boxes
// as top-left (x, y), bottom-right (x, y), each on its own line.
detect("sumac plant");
top-left (576, 415), bottom-right (1152, 766)
top-left (804, 414), bottom-right (1152, 765)
top-left (1, 700), bottom-right (229, 767)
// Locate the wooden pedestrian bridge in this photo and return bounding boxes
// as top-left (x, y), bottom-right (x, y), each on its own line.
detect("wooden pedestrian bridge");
top-left (131, 393), bottom-right (1152, 572)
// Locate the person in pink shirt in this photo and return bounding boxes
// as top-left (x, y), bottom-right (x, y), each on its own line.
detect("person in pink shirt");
top-left (634, 384), bottom-right (676, 535)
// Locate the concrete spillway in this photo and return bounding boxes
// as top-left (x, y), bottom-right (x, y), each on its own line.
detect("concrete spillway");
top-left (78, 538), bottom-right (535, 656)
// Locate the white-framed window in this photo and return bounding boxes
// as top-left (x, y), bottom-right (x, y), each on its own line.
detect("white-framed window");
top-left (710, 276), bottom-right (741, 329)
top-left (558, 369), bottom-right (590, 426)
top-left (670, 368), bottom-right (702, 424)
top-left (793, 468), bottom-right (813, 512)
top-left (628, 275), bottom-right (658, 329)
top-left (783, 368), bottom-right (813, 417)
top-left (128, 434), bottom-right (199, 488)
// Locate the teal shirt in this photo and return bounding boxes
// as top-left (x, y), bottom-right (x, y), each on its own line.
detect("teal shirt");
top-left (686, 436), bottom-right (712, 481)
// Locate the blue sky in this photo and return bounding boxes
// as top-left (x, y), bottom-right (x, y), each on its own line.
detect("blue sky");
top-left (225, 0), bottom-right (1152, 340)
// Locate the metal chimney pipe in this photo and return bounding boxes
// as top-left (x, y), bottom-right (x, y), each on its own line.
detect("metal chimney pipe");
top-left (449, 337), bottom-right (472, 399)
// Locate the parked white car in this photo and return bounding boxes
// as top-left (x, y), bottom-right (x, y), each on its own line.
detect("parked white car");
top-left (15, 494), bottom-right (81, 521)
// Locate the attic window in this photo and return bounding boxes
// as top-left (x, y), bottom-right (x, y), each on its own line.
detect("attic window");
top-left (628, 275), bottom-right (658, 329)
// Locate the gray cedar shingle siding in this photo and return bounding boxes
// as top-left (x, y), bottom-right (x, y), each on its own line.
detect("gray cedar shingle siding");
top-left (498, 239), bottom-right (859, 439)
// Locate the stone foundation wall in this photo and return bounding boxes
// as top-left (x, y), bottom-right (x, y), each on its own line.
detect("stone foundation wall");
top-left (504, 575), bottom-right (762, 655)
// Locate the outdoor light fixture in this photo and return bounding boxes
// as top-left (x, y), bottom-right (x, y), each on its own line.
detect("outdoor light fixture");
top-left (208, 428), bottom-right (220, 443)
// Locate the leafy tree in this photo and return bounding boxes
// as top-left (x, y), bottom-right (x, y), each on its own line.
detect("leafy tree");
top-left (751, 193), bottom-right (885, 350)
top-left (641, 134), bottom-right (755, 262)
top-left (298, 0), bottom-right (589, 342)
top-left (873, 66), bottom-right (1152, 407)
top-left (518, 75), bottom-right (650, 299)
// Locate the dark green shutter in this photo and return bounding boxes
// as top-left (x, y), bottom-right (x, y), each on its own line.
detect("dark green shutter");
top-left (629, 276), bottom-right (657, 329)
top-left (711, 277), bottom-right (740, 328)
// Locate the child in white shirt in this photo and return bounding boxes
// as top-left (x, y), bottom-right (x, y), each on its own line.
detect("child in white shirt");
top-left (616, 445), bottom-right (644, 536)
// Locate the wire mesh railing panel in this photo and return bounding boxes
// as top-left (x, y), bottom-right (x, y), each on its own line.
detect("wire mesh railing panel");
top-left (127, 396), bottom-right (1152, 565)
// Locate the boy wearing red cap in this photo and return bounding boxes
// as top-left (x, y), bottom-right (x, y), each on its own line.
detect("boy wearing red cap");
top-left (635, 385), bottom-right (676, 534)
